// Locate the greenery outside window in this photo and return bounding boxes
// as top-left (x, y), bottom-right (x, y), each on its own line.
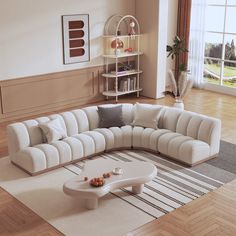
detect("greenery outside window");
top-left (204, 0), bottom-right (236, 88)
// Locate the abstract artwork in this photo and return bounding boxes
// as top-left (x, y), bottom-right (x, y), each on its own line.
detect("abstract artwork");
top-left (62, 14), bottom-right (90, 64)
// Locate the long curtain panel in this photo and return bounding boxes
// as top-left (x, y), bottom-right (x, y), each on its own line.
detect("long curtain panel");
top-left (188, 0), bottom-right (207, 88)
top-left (176, 0), bottom-right (192, 77)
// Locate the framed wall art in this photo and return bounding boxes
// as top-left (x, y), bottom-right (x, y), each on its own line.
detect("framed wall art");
top-left (62, 14), bottom-right (90, 64)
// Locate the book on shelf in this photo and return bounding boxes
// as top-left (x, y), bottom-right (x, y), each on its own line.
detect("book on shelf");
top-left (110, 69), bottom-right (136, 75)
top-left (118, 76), bottom-right (137, 92)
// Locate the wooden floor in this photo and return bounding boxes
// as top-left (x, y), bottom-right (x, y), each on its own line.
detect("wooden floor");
top-left (0, 188), bottom-right (63, 236)
top-left (0, 89), bottom-right (236, 236)
top-left (129, 179), bottom-right (236, 236)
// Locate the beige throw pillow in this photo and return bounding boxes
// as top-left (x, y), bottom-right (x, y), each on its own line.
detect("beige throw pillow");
top-left (39, 118), bottom-right (67, 143)
top-left (132, 103), bottom-right (163, 129)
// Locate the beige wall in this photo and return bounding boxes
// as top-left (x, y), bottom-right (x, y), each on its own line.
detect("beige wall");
top-left (166, 0), bottom-right (178, 86)
top-left (0, 0), bottom-right (135, 80)
top-left (0, 0), bottom-right (178, 107)
top-left (135, 0), bottom-right (169, 99)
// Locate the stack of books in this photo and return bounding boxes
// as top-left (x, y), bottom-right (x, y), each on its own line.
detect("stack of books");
top-left (118, 77), bottom-right (137, 92)
top-left (110, 69), bottom-right (136, 75)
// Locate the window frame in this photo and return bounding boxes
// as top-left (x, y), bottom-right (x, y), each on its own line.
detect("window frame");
top-left (205, 0), bottom-right (236, 88)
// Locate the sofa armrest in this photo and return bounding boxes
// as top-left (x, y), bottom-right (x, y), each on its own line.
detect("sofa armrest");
top-left (208, 118), bottom-right (221, 156)
top-left (7, 123), bottom-right (30, 157)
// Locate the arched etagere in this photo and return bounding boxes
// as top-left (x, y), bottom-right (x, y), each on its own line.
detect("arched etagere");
top-left (102, 14), bottom-right (143, 102)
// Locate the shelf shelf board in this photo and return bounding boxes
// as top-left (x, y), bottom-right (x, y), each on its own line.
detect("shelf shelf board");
top-left (102, 88), bottom-right (142, 97)
top-left (103, 34), bottom-right (141, 38)
top-left (103, 52), bottom-right (143, 58)
top-left (102, 70), bottom-right (143, 78)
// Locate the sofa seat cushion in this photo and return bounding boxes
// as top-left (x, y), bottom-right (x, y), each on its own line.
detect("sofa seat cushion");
top-left (72, 131), bottom-right (105, 156)
top-left (34, 144), bottom-right (60, 168)
top-left (11, 147), bottom-right (48, 173)
top-left (156, 131), bottom-right (210, 165)
top-left (95, 125), bottom-right (132, 150)
top-left (149, 129), bottom-right (172, 151)
top-left (50, 141), bottom-right (72, 164)
top-left (82, 131), bottom-right (106, 153)
top-left (94, 128), bottom-right (114, 150)
top-left (62, 137), bottom-right (84, 160)
top-left (120, 125), bottom-right (133, 148)
top-left (132, 126), bottom-right (157, 148)
top-left (157, 132), bottom-right (183, 154)
top-left (109, 125), bottom-right (133, 149)
top-left (177, 140), bottom-right (210, 165)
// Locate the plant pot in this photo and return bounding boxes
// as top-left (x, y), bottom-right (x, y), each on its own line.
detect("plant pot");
top-left (173, 98), bottom-right (184, 110)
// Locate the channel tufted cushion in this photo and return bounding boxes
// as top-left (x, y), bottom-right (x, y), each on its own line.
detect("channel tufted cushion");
top-left (7, 103), bottom-right (221, 175)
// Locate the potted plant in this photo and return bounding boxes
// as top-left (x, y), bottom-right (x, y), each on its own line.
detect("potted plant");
top-left (166, 36), bottom-right (193, 110)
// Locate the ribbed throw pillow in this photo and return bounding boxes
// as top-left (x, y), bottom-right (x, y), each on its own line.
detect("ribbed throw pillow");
top-left (98, 105), bottom-right (125, 128)
top-left (39, 118), bottom-right (67, 143)
top-left (131, 103), bottom-right (163, 129)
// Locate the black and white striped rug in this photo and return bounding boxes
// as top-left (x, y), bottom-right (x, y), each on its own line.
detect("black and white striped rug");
top-left (64, 148), bottom-right (235, 220)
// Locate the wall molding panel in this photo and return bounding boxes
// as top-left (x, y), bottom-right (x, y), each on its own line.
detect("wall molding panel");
top-left (0, 66), bottom-right (105, 122)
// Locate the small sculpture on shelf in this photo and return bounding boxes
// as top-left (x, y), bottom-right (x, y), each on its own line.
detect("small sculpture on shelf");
top-left (124, 47), bottom-right (133, 53)
top-left (129, 20), bottom-right (136, 40)
top-left (111, 30), bottom-right (124, 55)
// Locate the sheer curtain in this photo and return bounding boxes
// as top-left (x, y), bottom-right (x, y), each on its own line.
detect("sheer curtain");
top-left (188, 0), bottom-right (207, 88)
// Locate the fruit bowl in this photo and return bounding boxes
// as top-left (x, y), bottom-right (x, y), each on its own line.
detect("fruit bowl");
top-left (89, 177), bottom-right (105, 187)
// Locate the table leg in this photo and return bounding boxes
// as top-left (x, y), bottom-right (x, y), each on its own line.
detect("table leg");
top-left (132, 184), bottom-right (144, 194)
top-left (85, 198), bottom-right (98, 210)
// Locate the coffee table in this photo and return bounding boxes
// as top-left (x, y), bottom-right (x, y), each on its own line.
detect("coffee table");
top-left (63, 158), bottom-right (157, 209)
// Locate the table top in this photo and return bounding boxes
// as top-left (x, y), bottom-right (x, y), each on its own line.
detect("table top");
top-left (63, 158), bottom-right (157, 198)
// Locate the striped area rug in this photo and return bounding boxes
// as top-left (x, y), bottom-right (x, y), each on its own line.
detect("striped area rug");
top-left (65, 150), bottom-right (224, 219)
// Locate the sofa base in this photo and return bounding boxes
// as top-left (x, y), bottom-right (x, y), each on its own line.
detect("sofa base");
top-left (11, 152), bottom-right (104, 176)
top-left (11, 147), bottom-right (219, 176)
top-left (158, 152), bottom-right (218, 167)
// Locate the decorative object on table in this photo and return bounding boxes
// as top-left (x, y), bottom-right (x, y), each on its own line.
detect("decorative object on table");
top-left (111, 30), bottom-right (124, 55)
top-left (166, 36), bottom-right (193, 110)
top-left (62, 14), bottom-right (90, 64)
top-left (103, 172), bottom-right (112, 178)
top-left (112, 167), bottom-right (123, 175)
top-left (102, 14), bottom-right (142, 102)
top-left (89, 177), bottom-right (105, 187)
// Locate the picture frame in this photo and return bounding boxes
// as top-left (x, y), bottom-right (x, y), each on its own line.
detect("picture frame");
top-left (62, 14), bottom-right (90, 64)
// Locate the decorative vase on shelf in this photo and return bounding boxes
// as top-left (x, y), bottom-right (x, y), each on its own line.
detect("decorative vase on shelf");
top-left (111, 30), bottom-right (124, 55)
top-left (173, 97), bottom-right (184, 110)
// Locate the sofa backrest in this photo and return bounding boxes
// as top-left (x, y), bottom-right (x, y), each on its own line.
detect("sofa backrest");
top-left (7, 108), bottom-right (90, 154)
top-left (7, 103), bottom-right (221, 156)
top-left (159, 107), bottom-right (221, 154)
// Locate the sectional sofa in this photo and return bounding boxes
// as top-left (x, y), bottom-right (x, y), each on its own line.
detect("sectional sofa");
top-left (7, 103), bottom-right (221, 175)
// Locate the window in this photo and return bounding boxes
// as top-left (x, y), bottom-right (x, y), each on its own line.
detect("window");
top-left (204, 0), bottom-right (236, 88)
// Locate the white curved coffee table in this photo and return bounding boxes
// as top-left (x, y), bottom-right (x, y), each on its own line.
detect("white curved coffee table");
top-left (63, 158), bottom-right (157, 209)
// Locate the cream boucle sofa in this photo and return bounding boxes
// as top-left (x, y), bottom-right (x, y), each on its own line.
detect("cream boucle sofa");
top-left (7, 104), bottom-right (221, 175)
